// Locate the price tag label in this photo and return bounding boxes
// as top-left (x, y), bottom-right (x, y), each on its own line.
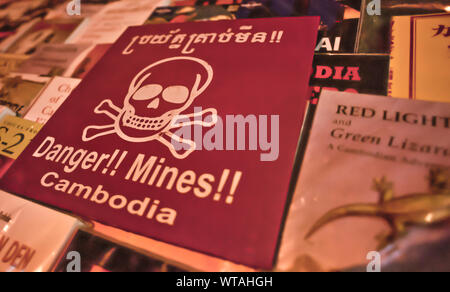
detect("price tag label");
top-left (0, 116), bottom-right (42, 159)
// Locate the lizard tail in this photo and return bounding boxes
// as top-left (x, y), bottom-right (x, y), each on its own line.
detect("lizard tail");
top-left (305, 204), bottom-right (382, 240)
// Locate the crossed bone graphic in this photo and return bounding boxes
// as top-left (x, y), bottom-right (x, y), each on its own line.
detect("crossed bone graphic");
top-left (82, 57), bottom-right (217, 159)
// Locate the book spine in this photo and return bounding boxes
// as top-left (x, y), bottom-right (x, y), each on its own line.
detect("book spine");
top-left (388, 18), bottom-right (395, 97)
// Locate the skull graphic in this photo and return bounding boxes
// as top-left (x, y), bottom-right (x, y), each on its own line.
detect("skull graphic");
top-left (82, 57), bottom-right (217, 159)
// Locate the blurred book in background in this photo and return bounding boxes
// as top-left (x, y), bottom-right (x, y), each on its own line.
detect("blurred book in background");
top-left (147, 4), bottom-right (239, 23)
top-left (0, 73), bottom-right (49, 116)
top-left (3, 18), bottom-right (85, 55)
top-left (68, 0), bottom-right (162, 44)
top-left (389, 13), bottom-right (450, 103)
top-left (24, 76), bottom-right (81, 124)
top-left (0, 190), bottom-right (84, 272)
top-left (310, 53), bottom-right (389, 102)
top-left (0, 53), bottom-right (29, 77)
top-left (356, 0), bottom-right (450, 53)
top-left (16, 43), bottom-right (91, 76)
top-left (55, 230), bottom-right (190, 272)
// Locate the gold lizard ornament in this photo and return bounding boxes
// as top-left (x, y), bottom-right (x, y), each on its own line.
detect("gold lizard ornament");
top-left (305, 168), bottom-right (450, 249)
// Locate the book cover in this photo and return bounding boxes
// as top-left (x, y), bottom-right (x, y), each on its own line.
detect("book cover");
top-left (0, 155), bottom-right (14, 179)
top-left (0, 190), bottom-right (84, 272)
top-left (389, 13), bottom-right (450, 103)
top-left (0, 115), bottom-right (43, 160)
top-left (92, 221), bottom-right (255, 272)
top-left (45, 2), bottom-right (105, 20)
top-left (5, 18), bottom-right (84, 55)
top-left (0, 0), bottom-right (48, 23)
top-left (147, 5), bottom-right (240, 24)
top-left (0, 105), bottom-right (14, 120)
top-left (0, 53), bottom-right (29, 77)
top-left (0, 74), bottom-right (49, 116)
top-left (364, 0), bottom-right (449, 16)
top-left (16, 43), bottom-right (92, 77)
top-left (356, 14), bottom-right (391, 54)
top-left (237, 0), bottom-right (354, 53)
top-left (310, 53), bottom-right (390, 102)
top-left (171, 0), bottom-right (198, 6)
top-left (0, 0), bottom-right (59, 48)
top-left (315, 18), bottom-right (359, 53)
top-left (307, 0), bottom-right (345, 30)
top-left (0, 1), bottom-right (32, 23)
top-left (24, 76), bottom-right (81, 124)
top-left (238, 0), bottom-right (309, 17)
top-left (68, 0), bottom-right (163, 45)
top-left (0, 115), bottom-right (43, 178)
top-left (0, 18), bottom-right (40, 53)
top-left (356, 0), bottom-right (450, 54)
top-left (277, 90), bottom-right (450, 272)
top-left (234, 2), bottom-right (277, 19)
top-left (0, 106), bottom-right (15, 178)
top-left (69, 44), bottom-right (111, 79)
top-left (172, 0), bottom-right (243, 6)
top-left (55, 230), bottom-right (188, 272)
top-left (0, 17), bottom-right (319, 268)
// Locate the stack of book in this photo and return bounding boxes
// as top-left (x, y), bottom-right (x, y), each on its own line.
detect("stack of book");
top-left (0, 0), bottom-right (448, 272)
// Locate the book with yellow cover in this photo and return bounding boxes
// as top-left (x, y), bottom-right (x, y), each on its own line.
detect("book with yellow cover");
top-left (389, 13), bottom-right (450, 103)
top-left (0, 73), bottom-right (49, 116)
top-left (0, 53), bottom-right (29, 77)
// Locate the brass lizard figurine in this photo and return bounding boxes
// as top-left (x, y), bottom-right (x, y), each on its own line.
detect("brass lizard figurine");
top-left (305, 168), bottom-right (450, 249)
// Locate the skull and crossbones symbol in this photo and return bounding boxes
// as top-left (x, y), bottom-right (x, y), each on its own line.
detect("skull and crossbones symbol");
top-left (82, 56), bottom-right (217, 159)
